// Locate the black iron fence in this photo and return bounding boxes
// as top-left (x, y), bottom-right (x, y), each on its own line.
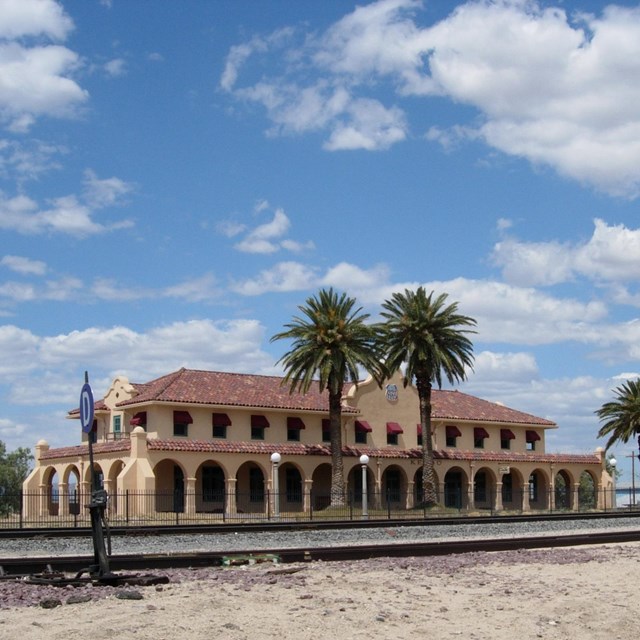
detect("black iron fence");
top-left (0, 486), bottom-right (634, 530)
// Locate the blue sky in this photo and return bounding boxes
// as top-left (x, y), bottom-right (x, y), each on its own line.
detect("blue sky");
top-left (2, 0), bottom-right (640, 483)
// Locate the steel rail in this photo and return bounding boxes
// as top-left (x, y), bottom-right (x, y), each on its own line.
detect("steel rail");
top-left (1, 527), bottom-right (639, 578)
top-left (1, 509), bottom-right (639, 540)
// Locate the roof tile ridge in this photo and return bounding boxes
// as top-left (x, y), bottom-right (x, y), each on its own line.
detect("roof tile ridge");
top-left (152, 367), bottom-right (187, 399)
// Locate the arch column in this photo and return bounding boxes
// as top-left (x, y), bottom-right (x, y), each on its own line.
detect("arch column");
top-left (549, 467), bottom-right (556, 510)
top-left (303, 479), bottom-right (313, 514)
top-left (522, 482), bottom-right (530, 512)
top-left (185, 477), bottom-right (196, 515)
top-left (467, 466), bottom-right (476, 511)
top-left (38, 483), bottom-right (48, 517)
top-left (572, 482), bottom-right (580, 512)
top-left (495, 482), bottom-right (503, 512)
top-left (406, 480), bottom-right (415, 509)
top-left (58, 482), bottom-right (69, 516)
top-left (226, 478), bottom-right (237, 517)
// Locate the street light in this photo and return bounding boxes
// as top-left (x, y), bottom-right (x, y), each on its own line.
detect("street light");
top-left (609, 456), bottom-right (617, 510)
top-left (270, 452), bottom-right (281, 519)
top-left (359, 454), bottom-right (369, 520)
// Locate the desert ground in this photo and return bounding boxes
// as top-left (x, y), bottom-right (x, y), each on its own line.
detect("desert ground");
top-left (1, 542), bottom-right (638, 640)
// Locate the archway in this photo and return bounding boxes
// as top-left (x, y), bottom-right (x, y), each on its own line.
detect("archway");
top-left (154, 459), bottom-right (186, 513)
top-left (62, 465), bottom-right (81, 516)
top-left (381, 465), bottom-right (407, 508)
top-left (195, 461), bottom-right (226, 513)
top-left (444, 467), bottom-right (469, 509)
top-left (236, 461), bottom-right (266, 514)
top-left (578, 470), bottom-right (597, 511)
top-left (473, 468), bottom-right (496, 511)
top-left (554, 470), bottom-right (573, 510)
top-left (312, 463), bottom-right (332, 510)
top-left (528, 469), bottom-right (549, 510)
top-left (502, 469), bottom-right (525, 511)
top-left (347, 463), bottom-right (374, 510)
top-left (43, 467), bottom-right (59, 516)
top-left (279, 462), bottom-right (303, 513)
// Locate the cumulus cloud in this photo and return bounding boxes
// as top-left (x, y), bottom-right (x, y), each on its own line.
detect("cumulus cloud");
top-left (492, 219), bottom-right (640, 286)
top-left (0, 318), bottom-right (276, 403)
top-left (1, 255), bottom-right (46, 275)
top-left (0, 170), bottom-right (134, 236)
top-left (232, 206), bottom-right (314, 255)
top-left (231, 261), bottom-right (318, 295)
top-left (0, 0), bottom-right (88, 132)
top-left (223, 0), bottom-right (640, 195)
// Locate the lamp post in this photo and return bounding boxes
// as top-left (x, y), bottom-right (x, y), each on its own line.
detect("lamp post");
top-left (609, 456), bottom-right (617, 510)
top-left (270, 452), bottom-right (281, 519)
top-left (359, 454), bottom-right (369, 520)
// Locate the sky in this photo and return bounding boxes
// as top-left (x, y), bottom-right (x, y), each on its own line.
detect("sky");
top-left (1, 0), bottom-right (640, 484)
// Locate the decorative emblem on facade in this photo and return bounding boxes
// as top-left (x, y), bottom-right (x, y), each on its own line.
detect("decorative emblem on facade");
top-left (385, 384), bottom-right (398, 402)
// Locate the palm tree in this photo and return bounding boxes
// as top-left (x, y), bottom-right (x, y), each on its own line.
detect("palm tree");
top-left (596, 379), bottom-right (640, 452)
top-left (271, 288), bottom-right (385, 507)
top-left (377, 287), bottom-right (476, 508)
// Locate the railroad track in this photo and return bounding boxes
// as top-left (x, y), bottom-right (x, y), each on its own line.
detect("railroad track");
top-left (2, 527), bottom-right (639, 578)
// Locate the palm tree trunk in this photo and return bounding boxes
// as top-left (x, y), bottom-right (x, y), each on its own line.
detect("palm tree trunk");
top-left (329, 391), bottom-right (346, 507)
top-left (417, 379), bottom-right (438, 508)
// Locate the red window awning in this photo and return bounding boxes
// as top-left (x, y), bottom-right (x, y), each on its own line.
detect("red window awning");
top-left (130, 411), bottom-right (147, 426)
top-left (251, 414), bottom-right (270, 428)
top-left (355, 420), bottom-right (372, 433)
top-left (526, 430), bottom-right (541, 442)
top-left (287, 417), bottom-right (305, 430)
top-left (212, 413), bottom-right (231, 427)
top-left (386, 422), bottom-right (404, 435)
top-left (500, 428), bottom-right (515, 440)
top-left (446, 425), bottom-right (462, 438)
top-left (173, 410), bottom-right (192, 424)
top-left (474, 427), bottom-right (489, 439)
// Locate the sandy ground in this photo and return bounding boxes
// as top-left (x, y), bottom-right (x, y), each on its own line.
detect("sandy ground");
top-left (1, 542), bottom-right (639, 640)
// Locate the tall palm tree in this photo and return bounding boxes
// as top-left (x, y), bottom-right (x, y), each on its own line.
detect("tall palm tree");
top-left (596, 379), bottom-right (640, 452)
top-left (377, 287), bottom-right (476, 508)
top-left (271, 288), bottom-right (385, 506)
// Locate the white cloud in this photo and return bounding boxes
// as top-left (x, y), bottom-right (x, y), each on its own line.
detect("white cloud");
top-left (234, 207), bottom-right (313, 255)
top-left (231, 261), bottom-right (318, 295)
top-left (104, 58), bottom-right (126, 77)
top-left (493, 219), bottom-right (640, 286)
top-left (0, 170), bottom-right (134, 236)
top-left (0, 139), bottom-right (66, 183)
top-left (0, 0), bottom-right (74, 40)
top-left (0, 43), bottom-right (88, 131)
top-left (0, 319), bottom-right (276, 409)
top-left (223, 0), bottom-right (640, 195)
top-left (1, 255), bottom-right (46, 275)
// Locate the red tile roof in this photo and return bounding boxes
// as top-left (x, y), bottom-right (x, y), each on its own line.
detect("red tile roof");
top-left (117, 368), bottom-right (352, 413)
top-left (40, 440), bottom-right (131, 460)
top-left (430, 389), bottom-right (556, 426)
top-left (105, 368), bottom-right (554, 427)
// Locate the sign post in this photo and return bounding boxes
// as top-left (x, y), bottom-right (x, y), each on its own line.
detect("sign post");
top-left (80, 372), bottom-right (112, 579)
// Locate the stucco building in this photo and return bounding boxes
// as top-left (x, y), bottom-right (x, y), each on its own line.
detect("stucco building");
top-left (23, 367), bottom-right (611, 520)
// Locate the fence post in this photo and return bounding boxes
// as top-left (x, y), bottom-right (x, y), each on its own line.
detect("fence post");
top-left (19, 490), bottom-right (23, 529)
top-left (387, 489), bottom-right (391, 520)
top-left (309, 489), bottom-right (313, 522)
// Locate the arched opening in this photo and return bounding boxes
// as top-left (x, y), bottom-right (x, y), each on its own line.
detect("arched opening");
top-left (473, 468), bottom-right (496, 511)
top-left (43, 467), bottom-right (59, 516)
top-left (578, 470), bottom-right (597, 511)
top-left (554, 470), bottom-right (572, 510)
top-left (312, 463), bottom-right (332, 510)
top-left (196, 461), bottom-right (225, 513)
top-left (444, 468), bottom-right (468, 509)
top-left (528, 469), bottom-right (549, 510)
top-left (107, 460), bottom-right (125, 515)
top-left (63, 465), bottom-right (81, 516)
top-left (154, 459), bottom-right (185, 513)
top-left (381, 466), bottom-right (406, 508)
top-left (278, 463), bottom-right (303, 513)
top-left (502, 469), bottom-right (524, 511)
top-left (347, 463), bottom-right (374, 510)
top-left (236, 461), bottom-right (266, 513)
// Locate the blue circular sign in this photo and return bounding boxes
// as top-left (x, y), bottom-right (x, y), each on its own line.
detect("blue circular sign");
top-left (80, 382), bottom-right (95, 434)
